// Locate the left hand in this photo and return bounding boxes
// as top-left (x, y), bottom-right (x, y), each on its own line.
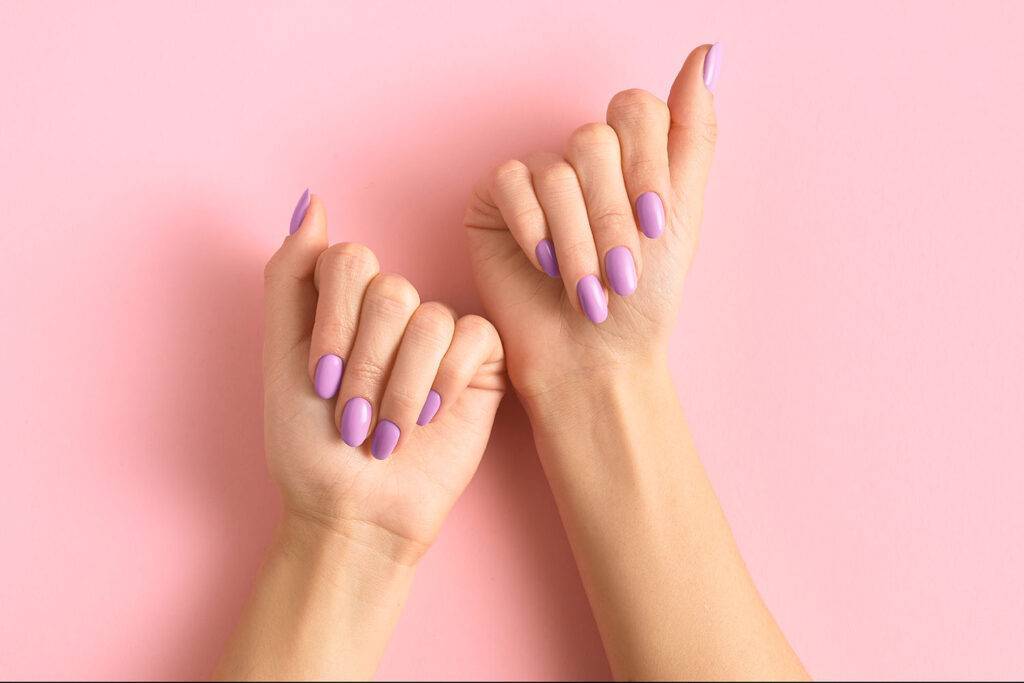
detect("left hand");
top-left (263, 193), bottom-right (506, 565)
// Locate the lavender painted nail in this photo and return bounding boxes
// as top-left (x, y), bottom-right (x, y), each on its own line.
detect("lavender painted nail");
top-left (340, 397), bottom-right (372, 447)
top-left (636, 192), bottom-right (665, 239)
top-left (703, 43), bottom-right (722, 92)
top-left (313, 354), bottom-right (344, 399)
top-left (371, 420), bottom-right (401, 460)
top-left (289, 188), bottom-right (310, 234)
top-left (535, 239), bottom-right (560, 277)
top-left (417, 389), bottom-right (442, 426)
top-left (605, 246), bottom-right (637, 297)
top-left (576, 274), bottom-right (608, 324)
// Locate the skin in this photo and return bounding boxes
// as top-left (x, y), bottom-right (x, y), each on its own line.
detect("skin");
top-left (218, 44), bottom-right (806, 681)
top-left (215, 198), bottom-right (505, 680)
top-left (464, 45), bottom-right (809, 679)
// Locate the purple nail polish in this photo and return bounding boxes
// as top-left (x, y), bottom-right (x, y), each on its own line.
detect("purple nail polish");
top-left (605, 246), bottom-right (637, 297)
top-left (370, 420), bottom-right (401, 460)
top-left (703, 43), bottom-right (722, 92)
top-left (417, 389), bottom-right (442, 426)
top-left (340, 397), bottom-right (372, 447)
top-left (576, 275), bottom-right (608, 324)
top-left (313, 354), bottom-right (344, 399)
top-left (636, 192), bottom-right (665, 239)
top-left (289, 188), bottom-right (310, 235)
top-left (535, 239), bottom-right (560, 277)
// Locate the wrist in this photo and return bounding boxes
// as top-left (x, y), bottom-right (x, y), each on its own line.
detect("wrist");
top-left (275, 512), bottom-right (418, 590)
top-left (215, 514), bottom-right (416, 680)
top-left (518, 354), bottom-right (674, 438)
top-left (518, 356), bottom-right (691, 504)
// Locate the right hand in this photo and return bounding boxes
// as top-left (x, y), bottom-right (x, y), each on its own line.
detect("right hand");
top-left (463, 44), bottom-right (720, 407)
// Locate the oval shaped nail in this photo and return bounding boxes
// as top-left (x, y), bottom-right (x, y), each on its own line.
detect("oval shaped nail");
top-left (703, 42), bottom-right (722, 92)
top-left (340, 397), bottom-right (372, 447)
top-left (417, 389), bottom-right (442, 426)
top-left (576, 274), bottom-right (608, 324)
top-left (371, 420), bottom-right (401, 460)
top-left (289, 188), bottom-right (310, 235)
top-left (636, 192), bottom-right (665, 239)
top-left (535, 239), bottom-right (560, 277)
top-left (313, 354), bottom-right (344, 399)
top-left (605, 246), bottom-right (637, 297)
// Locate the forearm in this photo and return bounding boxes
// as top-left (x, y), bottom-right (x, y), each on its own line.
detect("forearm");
top-left (524, 364), bottom-right (808, 681)
top-left (214, 514), bottom-right (415, 681)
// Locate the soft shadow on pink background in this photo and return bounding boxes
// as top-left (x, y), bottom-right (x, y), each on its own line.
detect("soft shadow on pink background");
top-left (1, 1), bottom-right (1023, 679)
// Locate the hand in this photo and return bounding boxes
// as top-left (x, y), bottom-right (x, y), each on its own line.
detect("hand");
top-left (263, 192), bottom-right (505, 565)
top-left (464, 45), bottom-right (719, 405)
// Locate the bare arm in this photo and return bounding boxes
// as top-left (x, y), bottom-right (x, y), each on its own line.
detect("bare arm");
top-left (525, 366), bottom-right (807, 680)
top-left (466, 43), bottom-right (807, 679)
top-left (214, 517), bottom-right (413, 680)
top-left (217, 194), bottom-right (506, 679)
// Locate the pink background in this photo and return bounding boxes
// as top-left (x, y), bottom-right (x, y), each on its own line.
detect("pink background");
top-left (2, 1), bottom-right (1023, 679)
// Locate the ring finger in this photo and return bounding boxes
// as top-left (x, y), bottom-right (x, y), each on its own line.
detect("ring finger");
top-left (335, 273), bottom-right (420, 448)
top-left (566, 123), bottom-right (641, 298)
top-left (525, 153), bottom-right (607, 324)
top-left (370, 302), bottom-right (455, 460)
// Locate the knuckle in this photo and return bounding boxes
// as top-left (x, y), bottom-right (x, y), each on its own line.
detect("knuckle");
top-left (317, 242), bottom-right (379, 282)
top-left (383, 386), bottom-right (420, 417)
top-left (673, 113), bottom-right (718, 150)
top-left (607, 88), bottom-right (669, 127)
top-left (263, 252), bottom-right (284, 283)
top-left (556, 238), bottom-right (597, 264)
top-left (492, 159), bottom-right (530, 189)
top-left (438, 357), bottom-right (473, 386)
top-left (568, 122), bottom-right (618, 157)
top-left (366, 273), bottom-right (420, 314)
top-left (407, 303), bottom-right (455, 347)
top-left (346, 358), bottom-right (389, 387)
top-left (313, 309), bottom-right (354, 342)
top-left (588, 204), bottom-right (633, 231)
top-left (535, 160), bottom-right (578, 189)
top-left (456, 314), bottom-right (497, 348)
top-left (699, 114), bottom-right (719, 147)
top-left (508, 202), bottom-right (546, 229)
top-left (388, 380), bottom-right (427, 417)
top-left (623, 155), bottom-right (660, 182)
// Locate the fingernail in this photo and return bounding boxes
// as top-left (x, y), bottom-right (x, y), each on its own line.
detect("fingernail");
top-left (576, 275), bottom-right (608, 324)
top-left (340, 397), bottom-right (372, 447)
top-left (636, 192), bottom-right (665, 239)
top-left (703, 43), bottom-right (722, 93)
top-left (289, 188), bottom-right (310, 235)
top-left (313, 354), bottom-right (344, 399)
top-left (370, 420), bottom-right (400, 460)
top-left (605, 246), bottom-right (637, 297)
top-left (535, 239), bottom-right (560, 277)
top-left (417, 389), bottom-right (442, 426)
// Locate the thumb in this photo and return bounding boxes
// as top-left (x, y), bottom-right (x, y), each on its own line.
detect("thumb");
top-left (263, 191), bottom-right (328, 373)
top-left (667, 43), bottom-right (721, 237)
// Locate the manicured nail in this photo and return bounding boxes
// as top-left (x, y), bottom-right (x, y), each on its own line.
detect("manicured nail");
top-left (340, 397), bottom-right (372, 447)
top-left (703, 43), bottom-right (721, 93)
top-left (417, 389), bottom-right (442, 426)
top-left (576, 275), bottom-right (608, 324)
top-left (636, 192), bottom-right (665, 239)
top-left (289, 188), bottom-right (310, 235)
top-left (313, 354), bottom-right (344, 399)
top-left (605, 246), bottom-right (637, 297)
top-left (371, 420), bottom-right (400, 460)
top-left (535, 239), bottom-right (560, 277)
